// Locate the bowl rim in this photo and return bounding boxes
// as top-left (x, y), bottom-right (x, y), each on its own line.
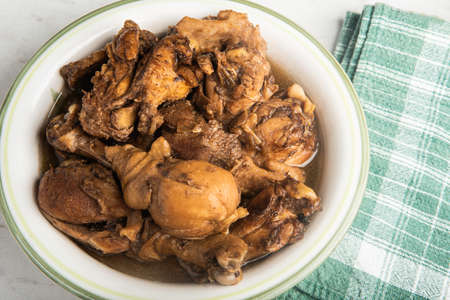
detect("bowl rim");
top-left (0, 0), bottom-right (370, 299)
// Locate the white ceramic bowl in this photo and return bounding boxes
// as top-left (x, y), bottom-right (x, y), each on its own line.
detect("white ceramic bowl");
top-left (0, 0), bottom-right (369, 299)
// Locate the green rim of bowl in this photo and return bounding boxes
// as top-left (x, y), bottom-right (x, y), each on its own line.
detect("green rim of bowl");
top-left (0, 0), bottom-right (369, 299)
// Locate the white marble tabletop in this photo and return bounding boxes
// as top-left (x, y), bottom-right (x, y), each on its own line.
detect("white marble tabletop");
top-left (0, 1), bottom-right (448, 299)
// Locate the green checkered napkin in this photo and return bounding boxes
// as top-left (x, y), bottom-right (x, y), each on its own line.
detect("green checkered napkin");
top-left (278, 3), bottom-right (449, 300)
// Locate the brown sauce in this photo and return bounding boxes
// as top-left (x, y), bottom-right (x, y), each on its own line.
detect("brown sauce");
top-left (88, 250), bottom-right (191, 282)
top-left (38, 62), bottom-right (323, 283)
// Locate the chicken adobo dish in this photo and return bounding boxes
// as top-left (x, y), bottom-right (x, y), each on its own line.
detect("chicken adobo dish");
top-left (38, 10), bottom-right (320, 285)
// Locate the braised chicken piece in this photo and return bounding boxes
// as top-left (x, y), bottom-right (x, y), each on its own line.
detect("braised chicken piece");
top-left (38, 160), bottom-right (130, 254)
top-left (230, 153), bottom-right (309, 197)
top-left (119, 210), bottom-right (144, 242)
top-left (60, 49), bottom-right (107, 91)
top-left (127, 34), bottom-right (201, 136)
top-left (79, 20), bottom-right (157, 142)
top-left (176, 10), bottom-right (275, 123)
top-left (60, 24), bottom-right (156, 92)
top-left (161, 101), bottom-right (242, 169)
top-left (137, 221), bottom-right (247, 285)
top-left (38, 159), bottom-right (129, 224)
top-left (232, 182), bottom-right (320, 261)
top-left (176, 10), bottom-right (266, 54)
top-left (47, 103), bottom-right (109, 166)
top-left (231, 155), bottom-right (285, 195)
top-left (105, 138), bottom-right (248, 239)
top-left (231, 83), bottom-right (317, 167)
top-left (160, 100), bottom-right (204, 131)
top-left (44, 212), bottom-right (130, 254)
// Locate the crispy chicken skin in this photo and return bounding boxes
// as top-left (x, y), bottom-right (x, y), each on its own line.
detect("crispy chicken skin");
top-left (40, 11), bottom-right (321, 286)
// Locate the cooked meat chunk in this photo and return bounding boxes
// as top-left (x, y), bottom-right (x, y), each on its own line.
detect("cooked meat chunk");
top-left (176, 10), bottom-right (266, 55)
top-left (138, 221), bottom-right (248, 285)
top-left (119, 210), bottom-right (144, 242)
top-left (80, 20), bottom-right (157, 141)
top-left (232, 182), bottom-right (319, 261)
top-left (105, 138), bottom-right (247, 239)
top-left (148, 160), bottom-right (247, 239)
top-left (283, 180), bottom-right (321, 218)
top-left (60, 24), bottom-right (156, 93)
top-left (60, 49), bottom-right (107, 91)
top-left (138, 29), bottom-right (159, 56)
top-left (44, 213), bottom-right (130, 254)
top-left (231, 88), bottom-right (317, 167)
top-left (196, 53), bottom-right (214, 75)
top-left (127, 34), bottom-right (198, 136)
top-left (177, 10), bottom-right (272, 122)
top-left (231, 155), bottom-right (285, 195)
top-left (193, 45), bottom-right (271, 122)
top-left (104, 137), bottom-right (172, 210)
top-left (231, 153), bottom-right (308, 196)
top-left (164, 121), bottom-right (242, 169)
top-left (161, 101), bottom-right (242, 169)
top-left (46, 103), bottom-right (109, 166)
top-left (38, 160), bottom-right (129, 224)
top-left (160, 100), bottom-right (205, 131)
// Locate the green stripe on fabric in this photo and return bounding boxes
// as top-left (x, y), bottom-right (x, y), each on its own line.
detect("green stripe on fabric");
top-left (334, 12), bottom-right (361, 62)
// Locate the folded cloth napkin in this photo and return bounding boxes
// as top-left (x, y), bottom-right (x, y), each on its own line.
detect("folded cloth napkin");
top-left (278, 4), bottom-right (449, 299)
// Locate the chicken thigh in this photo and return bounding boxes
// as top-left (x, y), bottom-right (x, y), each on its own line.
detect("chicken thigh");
top-left (38, 159), bottom-right (130, 254)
